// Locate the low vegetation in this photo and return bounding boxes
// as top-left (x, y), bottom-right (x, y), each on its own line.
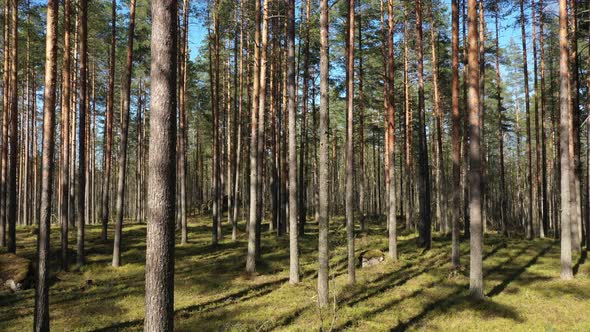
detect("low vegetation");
top-left (2, 216), bottom-right (589, 331)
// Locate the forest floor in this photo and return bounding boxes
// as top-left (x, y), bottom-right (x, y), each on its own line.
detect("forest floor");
top-left (1, 215), bottom-right (590, 331)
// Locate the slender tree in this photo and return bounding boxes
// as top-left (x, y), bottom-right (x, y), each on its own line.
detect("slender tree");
top-left (102, 0), bottom-right (116, 242)
top-left (113, 0), bottom-right (137, 268)
top-left (318, 0), bottom-right (330, 307)
top-left (33, 0), bottom-right (58, 328)
top-left (286, 0), bottom-right (299, 284)
top-left (6, 0), bottom-right (18, 254)
top-left (387, 0), bottom-right (397, 260)
top-left (416, 0), bottom-right (431, 249)
top-left (246, 0), bottom-right (261, 273)
top-left (60, 0), bottom-right (72, 270)
top-left (468, 0), bottom-right (483, 299)
top-left (558, 0), bottom-right (573, 280)
top-left (451, 0), bottom-right (461, 268)
top-left (519, 0), bottom-right (533, 239)
top-left (144, 0), bottom-right (178, 328)
top-left (345, 0), bottom-right (356, 284)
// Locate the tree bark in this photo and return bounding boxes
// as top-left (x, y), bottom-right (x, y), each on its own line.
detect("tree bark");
top-left (286, 0), bottom-right (299, 284)
top-left (6, 0), bottom-right (18, 254)
top-left (33, 0), bottom-right (58, 329)
top-left (416, 0), bottom-right (431, 249)
top-left (102, 0), bottom-right (116, 242)
top-left (468, 0), bottom-right (483, 299)
top-left (144, 0), bottom-right (178, 329)
top-left (113, 0), bottom-right (137, 268)
top-left (60, 0), bottom-right (72, 270)
top-left (387, 0), bottom-right (397, 260)
top-left (318, 0), bottom-right (330, 307)
top-left (558, 0), bottom-right (573, 280)
top-left (345, 0), bottom-right (356, 284)
top-left (451, 0), bottom-right (461, 268)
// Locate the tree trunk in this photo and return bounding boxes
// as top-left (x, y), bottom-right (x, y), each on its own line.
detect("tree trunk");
top-left (467, 0), bottom-right (483, 299)
top-left (558, 0), bottom-right (573, 280)
top-left (416, 0), bottom-right (431, 249)
top-left (520, 0), bottom-right (534, 240)
top-left (102, 0), bottom-right (116, 242)
top-left (60, 0), bottom-right (72, 270)
top-left (6, 0), bottom-right (18, 254)
top-left (345, 0), bottom-right (356, 284)
top-left (286, 0), bottom-right (299, 284)
top-left (113, 0), bottom-right (136, 268)
top-left (387, 0), bottom-right (397, 260)
top-left (246, 0), bottom-right (261, 273)
top-left (33, 0), bottom-right (58, 329)
top-left (76, 0), bottom-right (88, 265)
top-left (451, 0), bottom-right (461, 268)
top-left (318, 0), bottom-right (330, 307)
top-left (144, 0), bottom-right (178, 329)
top-left (0, 0), bottom-right (10, 249)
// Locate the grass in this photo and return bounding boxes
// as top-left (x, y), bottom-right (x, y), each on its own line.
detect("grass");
top-left (1, 215), bottom-right (590, 331)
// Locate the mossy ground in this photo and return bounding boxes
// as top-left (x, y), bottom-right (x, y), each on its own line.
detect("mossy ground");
top-left (1, 215), bottom-right (590, 331)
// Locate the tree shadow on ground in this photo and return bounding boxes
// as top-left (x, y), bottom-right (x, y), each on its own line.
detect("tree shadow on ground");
top-left (487, 243), bottom-right (553, 297)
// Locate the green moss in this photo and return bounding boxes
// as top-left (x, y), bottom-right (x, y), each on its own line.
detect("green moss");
top-left (0, 253), bottom-right (31, 284)
top-left (1, 219), bottom-right (590, 331)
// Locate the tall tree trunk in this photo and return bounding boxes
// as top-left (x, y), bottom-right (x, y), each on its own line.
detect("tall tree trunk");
top-left (6, 0), bottom-right (18, 254)
top-left (568, 0), bottom-right (582, 252)
top-left (345, 0), bottom-right (356, 284)
top-left (494, 0), bottom-right (506, 236)
top-left (286, 0), bottom-right (299, 284)
top-left (298, 0), bottom-right (311, 235)
top-left (211, 0), bottom-right (221, 245)
top-left (0, 0), bottom-right (10, 248)
top-left (468, 0), bottom-right (483, 299)
top-left (77, 0), bottom-right (88, 265)
top-left (232, 0), bottom-right (245, 241)
top-left (318, 0), bottom-right (330, 307)
top-left (102, 0), bottom-right (116, 242)
top-left (558, 0), bottom-right (573, 280)
top-left (179, 0), bottom-right (189, 245)
top-left (246, 0), bottom-right (261, 273)
top-left (113, 0), bottom-right (137, 268)
top-left (539, 0), bottom-right (549, 238)
top-left (416, 0), bottom-right (431, 249)
top-left (60, 0), bottom-right (72, 270)
top-left (255, 0), bottom-right (269, 259)
top-left (520, 0), bottom-right (534, 240)
top-left (451, 0), bottom-right (461, 268)
top-left (429, 0), bottom-right (445, 234)
top-left (358, 4), bottom-right (366, 229)
top-left (387, 0), bottom-right (397, 260)
top-left (33, 0), bottom-right (58, 329)
top-left (403, 12), bottom-right (413, 230)
top-left (532, 0), bottom-right (542, 238)
top-left (144, 0), bottom-right (178, 329)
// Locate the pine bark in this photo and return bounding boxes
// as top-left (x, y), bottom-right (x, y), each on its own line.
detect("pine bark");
top-left (144, 0), bottom-right (178, 329)
top-left (468, 0), bottom-right (483, 299)
top-left (558, 0), bottom-right (573, 280)
top-left (113, 0), bottom-right (137, 267)
top-left (451, 0), bottom-right (461, 268)
top-left (318, 0), bottom-right (330, 307)
top-left (102, 0), bottom-right (116, 242)
top-left (33, 0), bottom-right (58, 329)
top-left (60, 0), bottom-right (72, 270)
top-left (345, 0), bottom-right (356, 283)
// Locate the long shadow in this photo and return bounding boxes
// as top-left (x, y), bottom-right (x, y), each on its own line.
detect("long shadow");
top-left (573, 250), bottom-right (587, 275)
top-left (389, 290), bottom-right (522, 332)
top-left (333, 280), bottom-right (440, 332)
top-left (486, 244), bottom-right (553, 297)
top-left (93, 277), bottom-right (288, 331)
